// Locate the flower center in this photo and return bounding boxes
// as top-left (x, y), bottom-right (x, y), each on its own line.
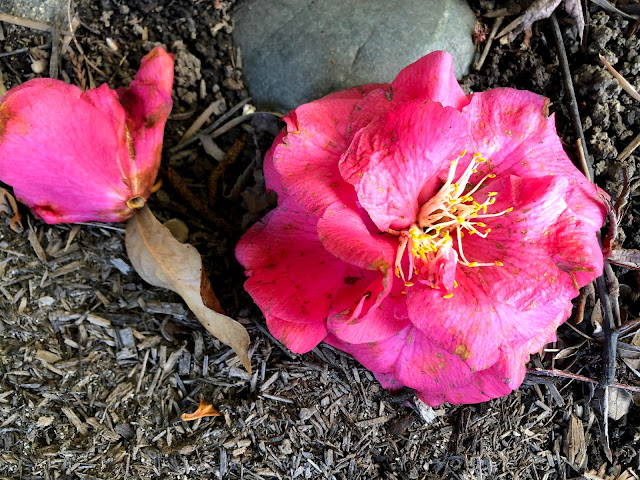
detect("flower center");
top-left (389, 151), bottom-right (513, 294)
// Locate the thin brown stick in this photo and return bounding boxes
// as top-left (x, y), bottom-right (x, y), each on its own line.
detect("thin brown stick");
top-left (0, 13), bottom-right (52, 32)
top-left (550, 13), bottom-right (594, 180)
top-left (526, 368), bottom-right (640, 393)
top-left (617, 130), bottom-right (640, 163)
top-left (599, 53), bottom-right (640, 102)
top-left (176, 99), bottom-right (226, 147)
top-left (576, 139), bottom-right (592, 183)
top-left (169, 98), bottom-right (252, 153)
top-left (475, 16), bottom-right (504, 71)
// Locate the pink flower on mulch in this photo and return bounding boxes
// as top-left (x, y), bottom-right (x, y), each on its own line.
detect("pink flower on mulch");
top-left (236, 51), bottom-right (607, 406)
top-left (0, 46), bottom-right (174, 223)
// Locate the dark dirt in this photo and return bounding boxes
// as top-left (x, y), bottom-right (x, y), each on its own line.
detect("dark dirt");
top-left (1, 0), bottom-right (639, 479)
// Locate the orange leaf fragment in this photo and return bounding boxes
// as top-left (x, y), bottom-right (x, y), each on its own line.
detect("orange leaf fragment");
top-left (180, 398), bottom-right (221, 421)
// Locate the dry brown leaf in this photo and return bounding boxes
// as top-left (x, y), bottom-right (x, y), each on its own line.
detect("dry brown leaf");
top-left (126, 205), bottom-right (251, 372)
top-left (0, 187), bottom-right (23, 232)
top-left (181, 397), bottom-right (221, 421)
top-left (607, 388), bottom-right (632, 421)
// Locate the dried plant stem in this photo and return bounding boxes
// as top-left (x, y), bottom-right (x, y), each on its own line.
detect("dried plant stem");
top-left (599, 53), bottom-right (640, 103)
top-left (164, 167), bottom-right (233, 232)
top-left (527, 369), bottom-right (640, 393)
top-left (0, 13), bottom-right (52, 32)
top-left (208, 135), bottom-right (246, 208)
top-left (617, 130), bottom-right (640, 162)
top-left (550, 13), bottom-right (594, 180)
top-left (169, 97), bottom-right (252, 153)
top-left (176, 99), bottom-right (226, 147)
top-left (475, 16), bottom-right (504, 71)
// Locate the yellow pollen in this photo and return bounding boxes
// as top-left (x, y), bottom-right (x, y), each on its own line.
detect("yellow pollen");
top-left (404, 282), bottom-right (414, 287)
top-left (454, 280), bottom-right (459, 287)
top-left (391, 152), bottom-right (512, 279)
top-left (443, 293), bottom-right (454, 299)
top-left (494, 261), bottom-right (504, 266)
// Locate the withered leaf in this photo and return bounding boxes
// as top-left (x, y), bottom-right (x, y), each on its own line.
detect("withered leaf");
top-left (607, 387), bottom-right (632, 421)
top-left (0, 187), bottom-right (23, 232)
top-left (126, 206), bottom-right (251, 372)
top-left (606, 247), bottom-right (640, 270)
top-left (181, 398), bottom-right (221, 421)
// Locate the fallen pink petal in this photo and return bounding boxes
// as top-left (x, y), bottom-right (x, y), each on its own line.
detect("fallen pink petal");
top-left (0, 46), bottom-right (174, 224)
top-left (237, 51), bottom-right (607, 406)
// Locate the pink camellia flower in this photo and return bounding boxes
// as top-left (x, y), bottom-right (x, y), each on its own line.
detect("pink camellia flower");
top-left (0, 46), bottom-right (174, 223)
top-left (236, 51), bottom-right (606, 406)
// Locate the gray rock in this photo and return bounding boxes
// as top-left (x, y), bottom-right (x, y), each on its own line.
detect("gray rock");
top-left (0, 0), bottom-right (64, 25)
top-left (233, 0), bottom-right (477, 112)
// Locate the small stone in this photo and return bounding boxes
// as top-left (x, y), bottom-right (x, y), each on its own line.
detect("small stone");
top-left (233, 0), bottom-right (476, 112)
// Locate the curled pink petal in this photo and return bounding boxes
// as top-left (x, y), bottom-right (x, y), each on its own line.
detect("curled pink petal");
top-left (339, 100), bottom-right (469, 231)
top-left (391, 51), bottom-right (470, 109)
top-left (271, 85), bottom-right (380, 216)
top-left (0, 47), bottom-right (173, 223)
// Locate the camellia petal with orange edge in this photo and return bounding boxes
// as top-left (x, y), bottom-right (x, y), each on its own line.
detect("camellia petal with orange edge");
top-left (236, 51), bottom-right (607, 406)
top-left (0, 46), bottom-right (174, 224)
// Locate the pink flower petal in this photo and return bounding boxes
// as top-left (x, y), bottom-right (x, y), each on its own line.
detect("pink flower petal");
top-left (391, 51), bottom-right (470, 110)
top-left (327, 325), bottom-right (528, 407)
top-left (315, 201), bottom-right (409, 343)
top-left (236, 199), bottom-right (349, 352)
top-left (117, 47), bottom-right (174, 201)
top-left (404, 174), bottom-right (595, 371)
top-left (0, 47), bottom-right (173, 224)
top-left (263, 130), bottom-right (286, 197)
top-left (339, 100), bottom-right (470, 231)
top-left (271, 85), bottom-right (379, 216)
top-left (0, 79), bottom-right (136, 223)
top-left (266, 315), bottom-right (329, 354)
top-left (463, 87), bottom-right (607, 228)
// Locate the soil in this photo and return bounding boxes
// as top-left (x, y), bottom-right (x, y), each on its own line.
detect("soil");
top-left (0, 0), bottom-right (639, 479)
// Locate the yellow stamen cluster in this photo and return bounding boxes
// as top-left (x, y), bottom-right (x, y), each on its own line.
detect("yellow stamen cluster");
top-left (391, 151), bottom-right (513, 284)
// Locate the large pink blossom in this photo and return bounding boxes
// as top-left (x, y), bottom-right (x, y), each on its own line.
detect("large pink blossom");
top-left (0, 46), bottom-right (174, 223)
top-left (236, 52), bottom-right (606, 406)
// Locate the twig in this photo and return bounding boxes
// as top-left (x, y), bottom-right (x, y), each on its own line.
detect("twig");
top-left (574, 281), bottom-right (592, 325)
top-left (596, 275), bottom-right (618, 386)
top-left (49, 9), bottom-right (63, 80)
top-left (526, 368), bottom-right (640, 393)
top-left (169, 97), bottom-right (252, 153)
top-left (576, 139), bottom-right (592, 182)
top-left (176, 99), bottom-right (226, 147)
top-left (604, 264), bottom-right (621, 327)
top-left (0, 13), bottom-right (52, 32)
top-left (599, 53), bottom-right (640, 102)
top-left (0, 43), bottom-right (51, 58)
top-left (590, 0), bottom-right (638, 20)
top-left (475, 16), bottom-right (504, 71)
top-left (550, 13), bottom-right (594, 180)
top-left (616, 130), bottom-right (640, 162)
